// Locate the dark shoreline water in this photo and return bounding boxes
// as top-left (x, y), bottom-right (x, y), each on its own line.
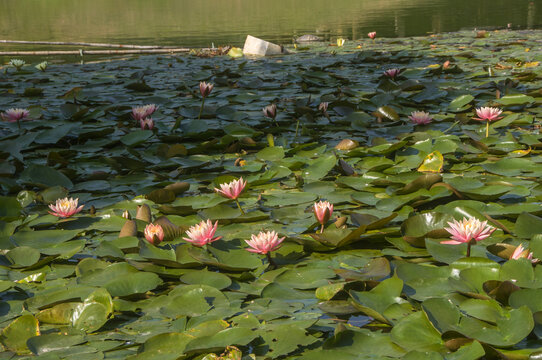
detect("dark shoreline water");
top-left (0, 0), bottom-right (540, 49)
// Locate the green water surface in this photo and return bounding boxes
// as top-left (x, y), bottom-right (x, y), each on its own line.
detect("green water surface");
top-left (0, 0), bottom-right (540, 48)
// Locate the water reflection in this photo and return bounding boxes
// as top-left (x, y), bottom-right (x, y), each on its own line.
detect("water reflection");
top-left (0, 0), bottom-right (540, 48)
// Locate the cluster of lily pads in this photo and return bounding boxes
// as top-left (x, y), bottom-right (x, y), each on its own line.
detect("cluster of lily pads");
top-left (0, 29), bottom-right (541, 359)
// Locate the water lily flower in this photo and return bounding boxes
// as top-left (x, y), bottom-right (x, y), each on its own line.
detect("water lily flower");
top-left (35, 61), bottom-right (48, 72)
top-left (132, 104), bottom-right (157, 121)
top-left (199, 81), bottom-right (214, 98)
top-left (510, 244), bottom-right (537, 263)
top-left (245, 230), bottom-right (285, 255)
top-left (183, 219), bottom-right (222, 247)
top-left (314, 201), bottom-right (334, 233)
top-left (122, 210), bottom-right (131, 219)
top-left (473, 107), bottom-right (503, 138)
top-left (319, 102), bottom-right (329, 121)
top-left (441, 217), bottom-right (495, 257)
top-left (409, 111), bottom-right (433, 125)
top-left (215, 177), bottom-right (247, 214)
top-left (215, 177), bottom-right (246, 200)
top-left (144, 223), bottom-right (165, 245)
top-left (9, 59), bottom-right (25, 71)
top-left (368, 32), bottom-right (377, 40)
top-left (337, 38), bottom-right (345, 47)
top-left (318, 102), bottom-right (328, 114)
top-left (140, 117), bottom-right (154, 130)
top-left (474, 107), bottom-right (503, 122)
top-left (1, 108), bottom-right (30, 127)
top-left (263, 104), bottom-right (277, 126)
top-left (48, 197), bottom-right (84, 218)
top-left (198, 81), bottom-right (214, 120)
top-left (384, 68), bottom-right (401, 80)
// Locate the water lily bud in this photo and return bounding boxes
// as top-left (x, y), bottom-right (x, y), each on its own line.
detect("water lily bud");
top-left (199, 81), bottom-right (214, 98)
top-left (136, 204), bottom-right (152, 223)
top-left (262, 104), bottom-right (277, 119)
top-left (119, 220), bottom-right (137, 238)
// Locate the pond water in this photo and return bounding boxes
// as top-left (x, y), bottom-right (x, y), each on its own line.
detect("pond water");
top-left (0, 0), bottom-right (540, 48)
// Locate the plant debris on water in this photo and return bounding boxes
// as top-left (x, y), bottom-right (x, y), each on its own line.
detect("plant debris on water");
top-left (0, 29), bottom-right (542, 359)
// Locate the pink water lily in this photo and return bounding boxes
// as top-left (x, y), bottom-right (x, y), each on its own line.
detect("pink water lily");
top-left (473, 107), bottom-right (503, 138)
top-left (314, 201), bottom-right (333, 233)
top-left (140, 117), bottom-right (154, 130)
top-left (368, 32), bottom-right (377, 40)
top-left (245, 230), bottom-right (285, 255)
top-left (48, 197), bottom-right (84, 218)
top-left (132, 104), bottom-right (157, 121)
top-left (474, 107), bottom-right (503, 122)
top-left (144, 223), bottom-right (164, 245)
top-left (510, 244), bottom-right (538, 263)
top-left (441, 217), bottom-right (495, 257)
top-left (183, 219), bottom-right (221, 247)
top-left (262, 104), bottom-right (277, 120)
top-left (384, 68), bottom-right (401, 80)
top-left (199, 81), bottom-right (214, 98)
top-left (1, 108), bottom-right (30, 123)
top-left (198, 81), bottom-right (214, 120)
top-left (215, 177), bottom-right (247, 214)
top-left (318, 102), bottom-right (328, 113)
top-left (409, 111), bottom-right (433, 125)
top-left (215, 177), bottom-right (246, 200)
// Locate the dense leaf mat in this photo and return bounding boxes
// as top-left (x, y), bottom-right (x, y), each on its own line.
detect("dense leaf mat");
top-left (0, 30), bottom-right (542, 359)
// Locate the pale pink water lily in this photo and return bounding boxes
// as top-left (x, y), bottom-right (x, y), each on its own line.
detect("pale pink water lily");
top-left (318, 102), bottom-right (329, 113)
top-left (441, 217), bottom-right (495, 257)
top-left (1, 108), bottom-right (30, 127)
top-left (48, 197), bottom-right (84, 218)
top-left (183, 219), bottom-right (222, 247)
top-left (368, 32), bottom-right (377, 40)
top-left (199, 81), bottom-right (214, 98)
top-left (474, 107), bottom-right (503, 122)
top-left (384, 68), bottom-right (401, 80)
top-left (409, 111), bottom-right (433, 125)
top-left (215, 178), bottom-right (246, 200)
top-left (140, 117), bottom-right (154, 130)
top-left (318, 101), bottom-right (330, 122)
top-left (314, 201), bottom-right (334, 233)
top-left (215, 177), bottom-right (247, 214)
top-left (132, 104), bottom-right (158, 122)
top-left (473, 107), bottom-right (503, 137)
top-left (198, 81), bottom-right (214, 120)
top-left (262, 104), bottom-right (277, 120)
top-left (245, 230), bottom-right (285, 255)
top-left (144, 223), bottom-right (165, 245)
top-left (510, 244), bottom-right (538, 263)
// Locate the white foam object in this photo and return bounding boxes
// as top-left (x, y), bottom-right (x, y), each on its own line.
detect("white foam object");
top-left (243, 35), bottom-right (285, 56)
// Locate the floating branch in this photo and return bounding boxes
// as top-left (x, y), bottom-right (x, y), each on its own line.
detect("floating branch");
top-left (0, 48), bottom-right (206, 56)
top-left (0, 39), bottom-right (175, 49)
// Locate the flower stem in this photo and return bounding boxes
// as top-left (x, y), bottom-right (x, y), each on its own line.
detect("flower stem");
top-left (320, 224), bottom-right (324, 234)
top-left (266, 252), bottom-right (276, 269)
top-left (295, 119), bottom-right (300, 138)
top-left (16, 119), bottom-right (21, 131)
top-left (235, 199), bottom-right (245, 215)
top-left (466, 242), bottom-right (471, 258)
top-left (198, 98), bottom-right (205, 120)
top-left (486, 120), bottom-right (489, 138)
